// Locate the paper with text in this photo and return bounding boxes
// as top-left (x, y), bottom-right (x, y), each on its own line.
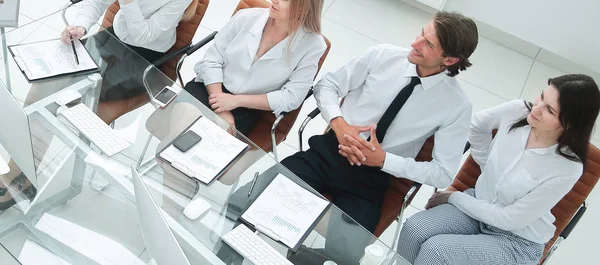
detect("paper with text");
top-left (242, 174), bottom-right (329, 249)
top-left (9, 39), bottom-right (98, 81)
top-left (160, 116), bottom-right (248, 184)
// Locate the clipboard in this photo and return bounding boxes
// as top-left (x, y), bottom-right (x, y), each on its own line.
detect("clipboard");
top-left (238, 174), bottom-right (332, 252)
top-left (156, 115), bottom-right (250, 185)
top-left (8, 38), bottom-right (100, 83)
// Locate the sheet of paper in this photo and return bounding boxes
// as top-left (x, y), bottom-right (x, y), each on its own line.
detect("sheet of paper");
top-left (242, 174), bottom-right (329, 249)
top-left (9, 39), bottom-right (97, 80)
top-left (160, 116), bottom-right (248, 184)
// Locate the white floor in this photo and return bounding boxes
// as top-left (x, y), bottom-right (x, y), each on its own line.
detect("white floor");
top-left (1, 0), bottom-right (599, 264)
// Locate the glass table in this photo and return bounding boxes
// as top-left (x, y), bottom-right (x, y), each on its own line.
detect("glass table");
top-left (0, 7), bottom-right (411, 265)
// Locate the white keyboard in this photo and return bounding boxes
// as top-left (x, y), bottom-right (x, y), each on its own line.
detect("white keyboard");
top-left (222, 224), bottom-right (293, 265)
top-left (60, 104), bottom-right (130, 156)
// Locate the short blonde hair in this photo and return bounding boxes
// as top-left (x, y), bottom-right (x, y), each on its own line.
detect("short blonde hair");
top-left (181, 0), bottom-right (198, 22)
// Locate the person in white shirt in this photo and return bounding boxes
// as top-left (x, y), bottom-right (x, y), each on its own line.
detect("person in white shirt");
top-left (0, 0), bottom-right (197, 210)
top-left (220, 11), bottom-right (478, 264)
top-left (397, 74), bottom-right (600, 265)
top-left (186, 0), bottom-right (327, 134)
top-left (63, 0), bottom-right (198, 124)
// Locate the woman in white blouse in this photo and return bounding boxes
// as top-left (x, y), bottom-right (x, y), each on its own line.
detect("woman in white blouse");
top-left (62, 0), bottom-right (198, 123)
top-left (396, 74), bottom-right (600, 265)
top-left (188, 0), bottom-right (327, 134)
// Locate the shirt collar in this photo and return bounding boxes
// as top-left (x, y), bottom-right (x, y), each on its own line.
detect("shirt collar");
top-left (522, 125), bottom-right (559, 155)
top-left (403, 63), bottom-right (447, 91)
top-left (248, 11), bottom-right (305, 52)
top-left (249, 11), bottom-right (270, 38)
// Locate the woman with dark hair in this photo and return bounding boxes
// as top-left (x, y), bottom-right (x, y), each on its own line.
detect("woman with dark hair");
top-left (396, 74), bottom-right (600, 265)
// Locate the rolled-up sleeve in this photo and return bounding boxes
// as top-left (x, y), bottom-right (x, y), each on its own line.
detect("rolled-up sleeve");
top-left (194, 10), bottom-right (248, 85)
top-left (267, 37), bottom-right (327, 116)
top-left (314, 45), bottom-right (383, 123)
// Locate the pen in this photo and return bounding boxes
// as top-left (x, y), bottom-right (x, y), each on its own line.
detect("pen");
top-left (69, 33), bottom-right (79, 65)
top-left (248, 172), bottom-right (259, 197)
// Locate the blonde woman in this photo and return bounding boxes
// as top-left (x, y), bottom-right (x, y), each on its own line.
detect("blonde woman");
top-left (187, 0), bottom-right (327, 134)
top-left (0, 0), bottom-right (198, 210)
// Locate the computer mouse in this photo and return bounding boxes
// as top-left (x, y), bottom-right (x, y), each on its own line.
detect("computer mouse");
top-left (183, 198), bottom-right (211, 220)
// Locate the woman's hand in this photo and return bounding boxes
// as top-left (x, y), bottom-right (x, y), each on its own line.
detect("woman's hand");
top-left (425, 191), bottom-right (455, 209)
top-left (209, 93), bottom-right (239, 113)
top-left (61, 26), bottom-right (86, 44)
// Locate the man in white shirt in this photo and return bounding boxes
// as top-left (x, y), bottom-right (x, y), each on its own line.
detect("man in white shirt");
top-left (277, 11), bottom-right (479, 263)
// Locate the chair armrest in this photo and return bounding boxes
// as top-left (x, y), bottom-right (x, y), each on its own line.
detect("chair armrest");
top-left (308, 107), bottom-right (321, 119)
top-left (187, 31), bottom-right (218, 55)
top-left (463, 141), bottom-right (471, 154)
top-left (561, 203), bottom-right (586, 239)
top-left (151, 45), bottom-right (192, 67)
top-left (403, 182), bottom-right (422, 204)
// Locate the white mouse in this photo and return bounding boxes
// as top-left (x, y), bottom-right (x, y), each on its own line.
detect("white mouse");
top-left (183, 198), bottom-right (211, 220)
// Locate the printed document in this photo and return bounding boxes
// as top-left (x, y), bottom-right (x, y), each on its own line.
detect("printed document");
top-left (241, 174), bottom-right (330, 249)
top-left (9, 39), bottom-right (98, 81)
top-left (159, 116), bottom-right (248, 184)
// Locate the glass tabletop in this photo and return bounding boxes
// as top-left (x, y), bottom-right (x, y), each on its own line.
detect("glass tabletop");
top-left (0, 7), bottom-right (410, 265)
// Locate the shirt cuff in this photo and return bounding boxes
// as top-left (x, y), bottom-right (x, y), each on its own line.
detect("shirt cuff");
top-left (381, 152), bottom-right (408, 176)
top-left (196, 69), bottom-right (224, 86)
top-left (120, 0), bottom-right (144, 21)
top-left (448, 191), bottom-right (467, 205)
top-left (72, 17), bottom-right (95, 33)
top-left (322, 105), bottom-right (343, 124)
top-left (266, 90), bottom-right (283, 115)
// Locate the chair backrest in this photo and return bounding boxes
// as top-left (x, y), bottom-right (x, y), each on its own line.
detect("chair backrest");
top-left (100, 0), bottom-right (209, 80)
top-left (373, 136), bottom-right (434, 236)
top-left (131, 166), bottom-right (191, 265)
top-left (451, 137), bottom-right (600, 264)
top-left (232, 0), bottom-right (332, 151)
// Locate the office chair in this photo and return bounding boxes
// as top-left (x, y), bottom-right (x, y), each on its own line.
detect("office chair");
top-left (450, 136), bottom-right (600, 265)
top-left (297, 109), bottom-right (430, 249)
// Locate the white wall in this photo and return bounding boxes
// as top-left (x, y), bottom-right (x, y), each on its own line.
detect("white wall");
top-left (443, 0), bottom-right (600, 73)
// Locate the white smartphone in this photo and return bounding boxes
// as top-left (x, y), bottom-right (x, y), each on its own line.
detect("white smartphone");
top-left (152, 85), bottom-right (179, 108)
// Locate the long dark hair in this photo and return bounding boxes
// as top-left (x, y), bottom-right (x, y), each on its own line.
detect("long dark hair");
top-left (510, 74), bottom-right (600, 162)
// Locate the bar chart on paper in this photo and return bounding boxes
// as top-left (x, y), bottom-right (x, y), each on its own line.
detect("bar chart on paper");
top-left (271, 215), bottom-right (300, 235)
top-left (190, 155), bottom-right (218, 172)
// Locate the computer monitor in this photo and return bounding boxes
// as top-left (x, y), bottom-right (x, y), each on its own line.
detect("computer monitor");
top-left (0, 81), bottom-right (37, 187)
top-left (131, 165), bottom-right (191, 265)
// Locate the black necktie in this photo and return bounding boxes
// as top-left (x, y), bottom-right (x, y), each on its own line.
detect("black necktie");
top-left (371, 76), bottom-right (421, 143)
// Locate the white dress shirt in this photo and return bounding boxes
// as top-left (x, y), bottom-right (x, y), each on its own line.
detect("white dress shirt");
top-left (449, 99), bottom-right (583, 243)
top-left (194, 8), bottom-right (327, 116)
top-left (314, 44), bottom-right (472, 188)
top-left (73, 0), bottom-right (192, 52)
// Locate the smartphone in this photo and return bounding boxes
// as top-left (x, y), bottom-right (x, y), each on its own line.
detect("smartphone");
top-left (173, 130), bottom-right (202, 152)
top-left (152, 85), bottom-right (179, 108)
